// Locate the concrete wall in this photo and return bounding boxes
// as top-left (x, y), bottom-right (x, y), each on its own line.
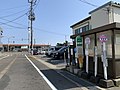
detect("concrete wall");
top-left (91, 5), bottom-right (120, 29)
top-left (90, 7), bottom-right (109, 29)
top-left (114, 6), bottom-right (120, 23)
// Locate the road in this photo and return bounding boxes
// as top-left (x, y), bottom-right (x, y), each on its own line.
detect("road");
top-left (0, 52), bottom-right (117, 90)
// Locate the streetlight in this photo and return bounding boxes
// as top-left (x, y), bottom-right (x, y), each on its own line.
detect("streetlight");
top-left (8, 36), bottom-right (15, 52)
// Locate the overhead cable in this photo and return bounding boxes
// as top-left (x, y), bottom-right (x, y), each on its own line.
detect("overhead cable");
top-left (79, 0), bottom-right (97, 7)
top-left (33, 0), bottom-right (40, 11)
top-left (0, 12), bottom-right (28, 25)
top-left (0, 9), bottom-right (29, 19)
top-left (0, 21), bottom-right (26, 29)
top-left (0, 4), bottom-right (29, 11)
top-left (33, 27), bottom-right (69, 36)
top-left (0, 18), bottom-right (28, 28)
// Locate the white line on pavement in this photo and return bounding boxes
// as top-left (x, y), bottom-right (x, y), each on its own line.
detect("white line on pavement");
top-left (31, 56), bottom-right (104, 90)
top-left (25, 55), bottom-right (57, 90)
top-left (0, 55), bottom-right (10, 60)
top-left (0, 55), bottom-right (16, 79)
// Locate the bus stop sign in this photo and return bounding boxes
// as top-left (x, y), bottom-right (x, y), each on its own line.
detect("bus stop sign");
top-left (99, 35), bottom-right (108, 43)
top-left (85, 37), bottom-right (90, 44)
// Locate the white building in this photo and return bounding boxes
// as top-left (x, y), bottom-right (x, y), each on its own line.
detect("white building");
top-left (71, 1), bottom-right (120, 36)
top-left (70, 1), bottom-right (120, 61)
top-left (90, 1), bottom-right (120, 29)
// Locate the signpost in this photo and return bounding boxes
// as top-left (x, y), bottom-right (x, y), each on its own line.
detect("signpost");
top-left (85, 37), bottom-right (90, 73)
top-left (76, 36), bottom-right (83, 69)
top-left (94, 46), bottom-right (98, 77)
top-left (99, 35), bottom-right (108, 80)
top-left (76, 36), bottom-right (82, 46)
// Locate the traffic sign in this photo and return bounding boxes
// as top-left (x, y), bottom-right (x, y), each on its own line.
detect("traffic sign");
top-left (99, 35), bottom-right (108, 43)
top-left (85, 37), bottom-right (90, 44)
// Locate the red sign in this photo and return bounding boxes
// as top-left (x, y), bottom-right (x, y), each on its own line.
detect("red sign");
top-left (99, 35), bottom-right (108, 43)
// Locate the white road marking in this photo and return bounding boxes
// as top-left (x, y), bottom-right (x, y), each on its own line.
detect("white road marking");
top-left (25, 55), bottom-right (57, 90)
top-left (0, 55), bottom-right (10, 60)
top-left (32, 56), bottom-right (105, 90)
top-left (30, 56), bottom-right (89, 90)
top-left (0, 55), bottom-right (16, 79)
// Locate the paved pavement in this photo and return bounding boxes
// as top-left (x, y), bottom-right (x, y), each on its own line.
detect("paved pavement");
top-left (0, 53), bottom-right (52, 90)
top-left (34, 54), bottom-right (120, 90)
top-left (0, 53), bottom-right (120, 90)
top-left (34, 55), bottom-right (66, 69)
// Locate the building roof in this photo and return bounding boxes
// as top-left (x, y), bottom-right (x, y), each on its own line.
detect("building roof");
top-left (70, 22), bottom-right (120, 39)
top-left (70, 16), bottom-right (91, 28)
top-left (89, 1), bottom-right (120, 14)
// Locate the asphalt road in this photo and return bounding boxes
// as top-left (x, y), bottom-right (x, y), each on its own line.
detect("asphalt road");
top-left (0, 52), bottom-right (119, 90)
top-left (0, 52), bottom-right (52, 90)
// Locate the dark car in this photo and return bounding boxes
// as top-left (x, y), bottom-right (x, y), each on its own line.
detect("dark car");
top-left (45, 46), bottom-right (62, 57)
top-left (52, 46), bottom-right (69, 59)
top-left (33, 49), bottom-right (38, 55)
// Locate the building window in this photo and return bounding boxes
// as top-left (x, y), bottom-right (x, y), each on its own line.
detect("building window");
top-left (75, 25), bottom-right (89, 34)
top-left (83, 25), bottom-right (89, 32)
top-left (75, 29), bottom-right (78, 34)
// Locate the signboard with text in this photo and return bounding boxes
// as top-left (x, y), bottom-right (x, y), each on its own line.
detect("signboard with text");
top-left (99, 35), bottom-right (108, 43)
top-left (76, 36), bottom-right (82, 46)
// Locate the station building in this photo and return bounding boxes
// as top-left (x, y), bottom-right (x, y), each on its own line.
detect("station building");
top-left (1, 44), bottom-right (50, 52)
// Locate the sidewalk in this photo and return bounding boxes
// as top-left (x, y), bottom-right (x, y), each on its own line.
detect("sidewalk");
top-left (32, 55), bottom-right (120, 90)
top-left (32, 55), bottom-right (66, 69)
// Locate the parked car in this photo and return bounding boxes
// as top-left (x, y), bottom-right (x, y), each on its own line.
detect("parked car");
top-left (45, 46), bottom-right (62, 57)
top-left (38, 48), bottom-right (48, 55)
top-left (33, 49), bottom-right (38, 55)
top-left (52, 46), bottom-right (69, 59)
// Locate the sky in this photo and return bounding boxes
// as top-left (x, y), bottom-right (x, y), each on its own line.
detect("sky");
top-left (0, 0), bottom-right (119, 46)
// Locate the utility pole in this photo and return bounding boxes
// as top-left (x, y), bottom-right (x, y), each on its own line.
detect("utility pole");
top-left (28, 0), bottom-right (36, 54)
top-left (0, 27), bottom-right (3, 52)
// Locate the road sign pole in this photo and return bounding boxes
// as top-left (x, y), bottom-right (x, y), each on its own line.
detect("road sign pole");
top-left (94, 46), bottom-right (98, 77)
top-left (99, 35), bottom-right (108, 80)
top-left (85, 44), bottom-right (89, 73)
top-left (103, 42), bottom-right (108, 80)
top-left (85, 37), bottom-right (90, 73)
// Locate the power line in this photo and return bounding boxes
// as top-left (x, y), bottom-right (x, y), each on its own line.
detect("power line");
top-left (0, 17), bottom-right (69, 36)
top-left (0, 18), bottom-right (28, 28)
top-left (0, 12), bottom-right (28, 25)
top-left (0, 4), bottom-right (29, 11)
top-left (33, 27), bottom-right (69, 36)
top-left (0, 21), bottom-right (26, 29)
top-left (0, 9), bottom-right (29, 18)
top-left (79, 0), bottom-right (97, 7)
top-left (78, 0), bottom-right (112, 14)
top-left (33, 0), bottom-right (40, 11)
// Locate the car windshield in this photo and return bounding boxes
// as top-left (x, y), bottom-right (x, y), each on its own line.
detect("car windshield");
top-left (55, 47), bottom-right (61, 50)
top-left (58, 46), bottom-right (68, 52)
